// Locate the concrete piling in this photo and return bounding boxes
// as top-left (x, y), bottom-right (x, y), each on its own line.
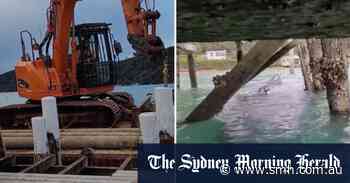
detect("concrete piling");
top-left (139, 87), bottom-right (174, 144)
top-left (41, 96), bottom-right (62, 165)
top-left (31, 117), bottom-right (48, 162)
top-left (41, 97), bottom-right (60, 140)
top-left (154, 87), bottom-right (174, 138)
top-left (139, 113), bottom-right (159, 144)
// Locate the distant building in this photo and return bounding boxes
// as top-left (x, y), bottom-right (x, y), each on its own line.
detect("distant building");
top-left (205, 50), bottom-right (227, 60)
top-left (181, 43), bottom-right (197, 52)
top-left (277, 50), bottom-right (300, 67)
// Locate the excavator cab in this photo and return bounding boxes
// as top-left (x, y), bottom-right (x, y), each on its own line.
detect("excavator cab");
top-left (75, 23), bottom-right (120, 88)
top-left (16, 23), bottom-right (123, 100)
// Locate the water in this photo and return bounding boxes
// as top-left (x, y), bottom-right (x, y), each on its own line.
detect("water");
top-left (0, 84), bottom-right (170, 107)
top-left (177, 68), bottom-right (350, 144)
top-left (0, 92), bottom-right (26, 107)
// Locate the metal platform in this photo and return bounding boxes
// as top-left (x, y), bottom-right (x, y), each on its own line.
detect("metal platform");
top-left (0, 128), bottom-right (139, 183)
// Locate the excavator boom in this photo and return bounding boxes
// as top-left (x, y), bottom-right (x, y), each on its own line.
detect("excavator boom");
top-left (121, 0), bottom-right (164, 56)
top-left (121, 0), bottom-right (145, 37)
top-left (51, 0), bottom-right (77, 82)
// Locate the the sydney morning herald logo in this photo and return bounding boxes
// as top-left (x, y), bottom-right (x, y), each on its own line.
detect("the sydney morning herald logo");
top-left (147, 154), bottom-right (343, 176)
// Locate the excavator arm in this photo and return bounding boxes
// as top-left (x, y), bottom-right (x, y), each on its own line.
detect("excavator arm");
top-left (44, 0), bottom-right (165, 66)
top-left (27, 0), bottom-right (79, 95)
top-left (45, 0), bottom-right (164, 63)
top-left (121, 0), bottom-right (165, 56)
top-left (49, 0), bottom-right (77, 84)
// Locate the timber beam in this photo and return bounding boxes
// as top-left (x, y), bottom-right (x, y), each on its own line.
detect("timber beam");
top-left (1, 129), bottom-right (140, 150)
top-left (178, 0), bottom-right (350, 42)
top-left (0, 155), bottom-right (16, 169)
top-left (58, 156), bottom-right (88, 175)
top-left (186, 40), bottom-right (298, 122)
top-left (20, 155), bottom-right (56, 173)
top-left (0, 172), bottom-right (138, 183)
top-left (7, 149), bottom-right (137, 158)
top-left (118, 156), bottom-right (133, 171)
top-left (252, 41), bottom-right (299, 80)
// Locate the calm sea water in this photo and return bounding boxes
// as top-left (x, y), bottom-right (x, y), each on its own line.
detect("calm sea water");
top-left (0, 84), bottom-right (169, 107)
top-left (177, 68), bottom-right (350, 143)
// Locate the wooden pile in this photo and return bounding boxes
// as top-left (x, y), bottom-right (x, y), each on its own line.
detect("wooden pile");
top-left (1, 128), bottom-right (141, 150)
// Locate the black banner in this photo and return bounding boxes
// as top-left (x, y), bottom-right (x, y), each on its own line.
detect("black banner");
top-left (138, 144), bottom-right (350, 183)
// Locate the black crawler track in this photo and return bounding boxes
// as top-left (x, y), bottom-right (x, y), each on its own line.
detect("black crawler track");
top-left (0, 92), bottom-right (138, 129)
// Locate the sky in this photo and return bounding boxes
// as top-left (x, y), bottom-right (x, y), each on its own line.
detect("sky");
top-left (0, 0), bottom-right (174, 74)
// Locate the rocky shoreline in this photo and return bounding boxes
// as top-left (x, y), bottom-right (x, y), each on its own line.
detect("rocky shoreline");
top-left (0, 70), bottom-right (16, 92)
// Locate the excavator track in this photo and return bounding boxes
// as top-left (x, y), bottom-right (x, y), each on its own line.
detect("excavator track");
top-left (0, 92), bottom-right (138, 130)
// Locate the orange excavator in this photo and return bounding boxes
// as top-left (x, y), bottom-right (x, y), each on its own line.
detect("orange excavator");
top-left (0, 0), bottom-right (165, 129)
